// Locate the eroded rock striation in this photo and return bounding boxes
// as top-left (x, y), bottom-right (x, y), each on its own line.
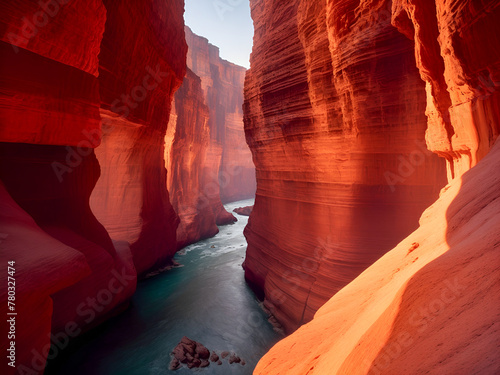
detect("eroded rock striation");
top-left (392, 0), bottom-right (500, 180)
top-left (243, 0), bottom-right (447, 332)
top-left (254, 0), bottom-right (500, 373)
top-left (255, 138), bottom-right (500, 375)
top-left (165, 68), bottom-right (220, 249)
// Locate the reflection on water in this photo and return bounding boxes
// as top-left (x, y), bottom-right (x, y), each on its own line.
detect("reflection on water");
top-left (47, 199), bottom-right (281, 375)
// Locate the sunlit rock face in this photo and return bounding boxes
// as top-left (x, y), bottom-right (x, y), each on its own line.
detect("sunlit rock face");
top-left (89, 0), bottom-right (187, 276)
top-left (254, 0), bottom-right (500, 373)
top-left (243, 0), bottom-right (448, 332)
top-left (165, 28), bottom-right (256, 248)
top-left (392, 0), bottom-right (500, 180)
top-left (0, 0), bottom-right (186, 372)
top-left (255, 138), bottom-right (500, 375)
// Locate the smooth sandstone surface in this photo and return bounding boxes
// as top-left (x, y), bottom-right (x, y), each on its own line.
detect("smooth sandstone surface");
top-left (0, 182), bottom-right (90, 374)
top-left (0, 0), bottom-right (105, 146)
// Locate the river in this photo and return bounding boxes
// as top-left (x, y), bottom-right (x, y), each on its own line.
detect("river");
top-left (46, 199), bottom-right (281, 375)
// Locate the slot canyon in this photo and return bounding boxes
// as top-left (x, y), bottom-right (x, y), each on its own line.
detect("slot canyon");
top-left (0, 0), bottom-right (498, 375)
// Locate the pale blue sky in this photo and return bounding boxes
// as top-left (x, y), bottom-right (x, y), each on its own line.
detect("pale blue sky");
top-left (184, 0), bottom-right (254, 69)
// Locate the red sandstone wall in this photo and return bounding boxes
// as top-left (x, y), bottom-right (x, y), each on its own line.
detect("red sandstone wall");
top-left (166, 69), bottom-right (220, 249)
top-left (89, 0), bottom-right (187, 276)
top-left (255, 138), bottom-right (500, 375)
top-left (165, 28), bottom-right (257, 248)
top-left (0, 0), bottom-right (104, 146)
top-left (243, 0), bottom-right (447, 332)
top-left (392, 0), bottom-right (500, 180)
top-left (255, 0), bottom-right (500, 372)
top-left (0, 182), bottom-right (90, 375)
top-left (185, 27), bottom-right (256, 205)
top-left (0, 1), bottom-right (187, 373)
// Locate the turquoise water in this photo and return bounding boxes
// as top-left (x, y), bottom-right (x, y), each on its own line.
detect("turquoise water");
top-left (48, 199), bottom-right (281, 375)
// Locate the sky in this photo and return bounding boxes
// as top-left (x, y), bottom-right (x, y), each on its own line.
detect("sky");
top-left (184, 0), bottom-right (254, 69)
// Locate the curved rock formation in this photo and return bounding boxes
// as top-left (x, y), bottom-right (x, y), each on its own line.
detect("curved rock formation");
top-left (0, 182), bottom-right (90, 375)
top-left (89, 0), bottom-right (187, 276)
top-left (0, 0), bottom-right (186, 372)
top-left (243, 0), bottom-right (447, 332)
top-left (254, 0), bottom-right (500, 373)
top-left (392, 0), bottom-right (500, 180)
top-left (0, 0), bottom-right (104, 145)
top-left (255, 138), bottom-right (500, 375)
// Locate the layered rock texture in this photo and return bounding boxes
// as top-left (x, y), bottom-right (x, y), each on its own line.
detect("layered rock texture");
top-left (0, 0), bottom-right (185, 373)
top-left (392, 0), bottom-right (500, 180)
top-left (165, 27), bottom-right (255, 248)
top-left (0, 2), bottom-right (255, 372)
top-left (255, 139), bottom-right (500, 375)
top-left (253, 0), bottom-right (500, 373)
top-left (166, 69), bottom-right (218, 249)
top-left (243, 0), bottom-right (448, 332)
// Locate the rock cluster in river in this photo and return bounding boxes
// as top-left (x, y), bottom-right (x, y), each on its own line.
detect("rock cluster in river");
top-left (169, 337), bottom-right (245, 371)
